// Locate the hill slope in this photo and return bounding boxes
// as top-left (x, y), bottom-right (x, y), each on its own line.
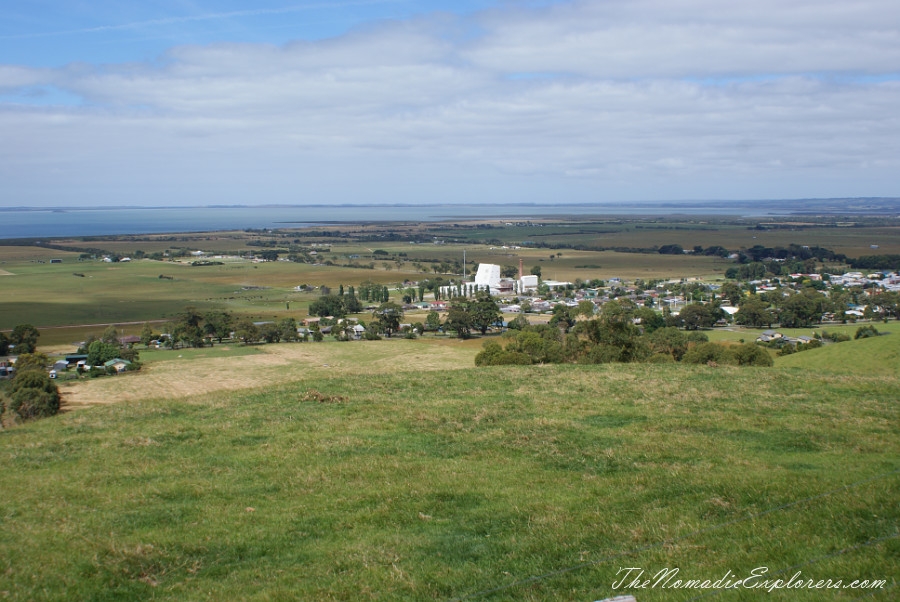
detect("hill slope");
top-left (776, 332), bottom-right (900, 376)
top-left (1, 364), bottom-right (897, 601)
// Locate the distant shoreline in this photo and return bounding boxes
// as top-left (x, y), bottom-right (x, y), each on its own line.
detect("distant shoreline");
top-left (1, 199), bottom-right (898, 240)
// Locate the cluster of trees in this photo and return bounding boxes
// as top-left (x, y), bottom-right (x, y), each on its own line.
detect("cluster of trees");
top-left (1, 352), bottom-right (61, 423)
top-left (0, 324), bottom-right (41, 355)
top-left (355, 283), bottom-right (390, 304)
top-left (849, 255), bottom-right (900, 270)
top-left (443, 294), bottom-right (503, 338)
top-left (308, 287), bottom-right (364, 318)
top-left (731, 288), bottom-right (900, 328)
top-left (76, 326), bottom-right (141, 369)
top-left (475, 301), bottom-right (772, 367)
top-left (233, 317), bottom-right (303, 344)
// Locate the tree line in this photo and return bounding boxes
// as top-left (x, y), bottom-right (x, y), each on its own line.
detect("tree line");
top-left (475, 300), bottom-right (772, 367)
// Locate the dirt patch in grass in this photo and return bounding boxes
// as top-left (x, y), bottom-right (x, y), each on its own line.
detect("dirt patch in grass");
top-left (0, 269), bottom-right (15, 276)
top-left (61, 339), bottom-right (478, 408)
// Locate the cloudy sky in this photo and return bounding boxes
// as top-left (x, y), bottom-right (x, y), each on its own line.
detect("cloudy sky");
top-left (1, 0), bottom-right (898, 207)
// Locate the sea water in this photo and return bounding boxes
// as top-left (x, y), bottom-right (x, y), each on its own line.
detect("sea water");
top-left (0, 201), bottom-right (808, 240)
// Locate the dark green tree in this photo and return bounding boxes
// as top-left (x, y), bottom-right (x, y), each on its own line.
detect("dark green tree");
top-left (173, 307), bottom-right (205, 348)
top-left (308, 295), bottom-right (348, 319)
top-left (735, 296), bottom-right (775, 328)
top-left (139, 322), bottom-right (155, 347)
top-left (278, 317), bottom-right (299, 342)
top-left (470, 294), bottom-right (502, 335)
top-left (9, 370), bottom-right (60, 419)
top-left (548, 304), bottom-right (576, 332)
top-left (633, 307), bottom-right (665, 333)
top-left (11, 352), bottom-right (50, 374)
top-left (647, 327), bottom-right (689, 361)
top-left (10, 324), bottom-right (40, 354)
top-left (87, 340), bottom-right (120, 366)
top-left (234, 319), bottom-right (260, 344)
top-left (259, 323), bottom-right (282, 343)
top-left (101, 325), bottom-right (119, 345)
top-left (425, 311), bottom-right (442, 332)
top-left (203, 311), bottom-right (233, 343)
top-left (677, 304), bottom-right (716, 330)
top-left (445, 299), bottom-right (474, 339)
top-left (372, 302), bottom-right (403, 338)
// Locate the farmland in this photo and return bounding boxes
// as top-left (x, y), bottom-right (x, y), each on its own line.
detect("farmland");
top-left (3, 214), bottom-right (899, 341)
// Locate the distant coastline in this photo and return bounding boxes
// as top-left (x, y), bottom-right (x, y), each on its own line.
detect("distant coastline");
top-left (1, 198), bottom-right (898, 240)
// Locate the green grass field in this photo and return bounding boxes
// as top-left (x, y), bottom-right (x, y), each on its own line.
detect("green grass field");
top-left (1, 358), bottom-right (897, 600)
top-left (777, 331), bottom-right (900, 375)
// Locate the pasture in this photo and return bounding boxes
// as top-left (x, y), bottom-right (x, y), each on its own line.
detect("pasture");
top-left (1, 359), bottom-right (897, 600)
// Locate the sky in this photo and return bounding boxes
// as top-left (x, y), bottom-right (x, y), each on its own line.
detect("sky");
top-left (1, 0), bottom-right (898, 208)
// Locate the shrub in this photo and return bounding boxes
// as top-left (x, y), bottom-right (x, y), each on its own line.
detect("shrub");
top-left (731, 343), bottom-right (774, 367)
top-left (475, 342), bottom-right (532, 366)
top-left (8, 371), bottom-right (60, 419)
top-left (9, 388), bottom-right (59, 419)
top-left (682, 342), bottom-right (733, 365)
top-left (854, 325), bottom-right (879, 339)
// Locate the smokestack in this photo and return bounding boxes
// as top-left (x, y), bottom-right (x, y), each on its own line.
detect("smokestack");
top-left (519, 258), bottom-right (524, 280)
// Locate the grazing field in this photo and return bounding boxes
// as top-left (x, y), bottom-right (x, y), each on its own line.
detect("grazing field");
top-left (1, 362), bottom-right (897, 601)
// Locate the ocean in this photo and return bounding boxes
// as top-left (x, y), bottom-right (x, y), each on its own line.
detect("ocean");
top-left (0, 200), bottom-right (883, 239)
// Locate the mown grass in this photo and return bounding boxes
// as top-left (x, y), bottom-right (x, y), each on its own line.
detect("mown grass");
top-left (1, 364), bottom-right (897, 601)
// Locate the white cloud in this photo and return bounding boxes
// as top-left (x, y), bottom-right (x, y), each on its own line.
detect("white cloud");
top-left (1, 0), bottom-right (899, 206)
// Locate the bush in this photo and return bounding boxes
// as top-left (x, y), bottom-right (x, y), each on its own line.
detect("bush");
top-left (854, 325), bottom-right (879, 339)
top-left (9, 388), bottom-right (59, 419)
top-left (8, 371), bottom-right (60, 419)
top-left (822, 331), bottom-right (851, 343)
top-left (731, 343), bottom-right (774, 367)
top-left (682, 342), bottom-right (733, 365)
top-left (474, 342), bottom-right (533, 366)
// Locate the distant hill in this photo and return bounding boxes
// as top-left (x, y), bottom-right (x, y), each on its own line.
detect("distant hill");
top-left (776, 332), bottom-right (900, 375)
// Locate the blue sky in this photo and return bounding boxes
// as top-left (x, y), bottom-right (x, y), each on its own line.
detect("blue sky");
top-left (1, 0), bottom-right (898, 207)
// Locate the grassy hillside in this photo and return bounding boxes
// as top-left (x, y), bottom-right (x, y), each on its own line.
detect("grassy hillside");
top-left (777, 332), bottom-right (900, 376)
top-left (1, 363), bottom-right (897, 601)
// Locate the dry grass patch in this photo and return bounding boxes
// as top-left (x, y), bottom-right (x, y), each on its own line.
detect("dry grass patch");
top-left (60, 339), bottom-right (478, 408)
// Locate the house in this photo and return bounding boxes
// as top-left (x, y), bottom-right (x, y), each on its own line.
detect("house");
top-left (119, 335), bottom-right (142, 346)
top-left (53, 360), bottom-right (68, 373)
top-left (103, 358), bottom-right (132, 373)
top-left (352, 324), bottom-right (366, 339)
top-left (761, 330), bottom-right (782, 339)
